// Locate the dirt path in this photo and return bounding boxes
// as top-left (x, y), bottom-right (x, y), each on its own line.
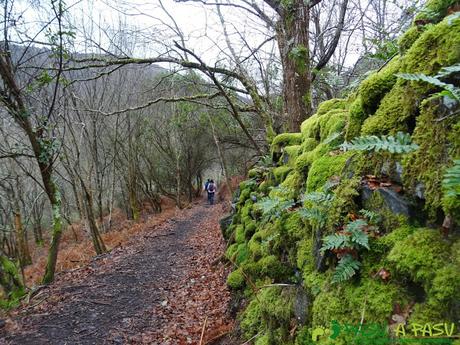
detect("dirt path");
top-left (1, 203), bottom-right (233, 345)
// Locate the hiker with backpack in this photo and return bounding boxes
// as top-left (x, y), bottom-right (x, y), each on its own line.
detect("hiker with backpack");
top-left (206, 179), bottom-right (216, 205)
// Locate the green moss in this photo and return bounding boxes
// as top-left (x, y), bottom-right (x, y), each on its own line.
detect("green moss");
top-left (227, 268), bottom-right (245, 289)
top-left (378, 225), bottom-right (416, 249)
top-left (257, 255), bottom-right (290, 279)
top-left (306, 152), bottom-right (353, 192)
top-left (387, 228), bottom-right (449, 284)
top-left (258, 181), bottom-right (270, 194)
top-left (272, 132), bottom-right (303, 152)
top-left (429, 263), bottom-right (460, 303)
top-left (362, 189), bottom-right (409, 233)
top-left (398, 26), bottom-right (425, 54)
top-left (235, 225), bottom-right (246, 243)
top-left (279, 171), bottom-right (304, 199)
top-left (248, 236), bottom-right (264, 260)
top-left (361, 82), bottom-right (419, 135)
top-left (226, 243), bottom-right (239, 261)
top-left (273, 166), bottom-right (293, 184)
top-left (235, 243), bottom-right (250, 264)
top-left (0, 256), bottom-right (25, 309)
top-left (249, 168), bottom-right (263, 179)
top-left (345, 96), bottom-right (366, 140)
top-left (295, 142), bottom-right (337, 178)
top-left (241, 200), bottom-right (254, 222)
top-left (295, 151), bottom-right (311, 174)
top-left (318, 109), bottom-right (348, 141)
top-left (282, 145), bottom-right (301, 167)
top-left (300, 137), bottom-right (318, 153)
top-left (240, 287), bottom-right (294, 343)
top-left (362, 17), bottom-right (460, 136)
top-left (359, 58), bottom-right (400, 115)
top-left (296, 238), bottom-right (314, 271)
top-left (240, 297), bottom-right (263, 339)
top-left (312, 278), bottom-right (408, 327)
top-left (282, 211), bottom-right (305, 241)
top-left (238, 188), bottom-right (252, 205)
top-left (414, 0), bottom-right (459, 23)
top-left (402, 15), bottom-right (460, 75)
top-left (316, 98), bottom-right (348, 117)
top-left (300, 114), bottom-right (321, 141)
top-left (325, 175), bottom-right (361, 227)
top-left (403, 96), bottom-right (460, 219)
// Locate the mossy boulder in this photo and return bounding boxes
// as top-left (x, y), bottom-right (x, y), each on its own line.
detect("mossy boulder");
top-left (345, 96), bottom-right (366, 140)
top-left (359, 57), bottom-right (400, 115)
top-left (281, 145), bottom-right (301, 167)
top-left (403, 96), bottom-right (460, 219)
top-left (273, 166), bottom-right (293, 184)
top-left (387, 228), bottom-right (449, 283)
top-left (300, 114), bottom-right (321, 141)
top-left (240, 287), bottom-right (294, 343)
top-left (414, 0), bottom-right (460, 24)
top-left (402, 15), bottom-right (460, 75)
top-left (227, 268), bottom-right (245, 290)
top-left (316, 98), bottom-right (348, 116)
top-left (306, 152), bottom-right (353, 192)
top-left (272, 133), bottom-right (303, 153)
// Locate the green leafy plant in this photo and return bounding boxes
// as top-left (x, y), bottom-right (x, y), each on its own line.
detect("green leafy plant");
top-left (255, 196), bottom-right (295, 223)
top-left (359, 209), bottom-right (382, 226)
top-left (299, 192), bottom-right (334, 229)
top-left (396, 73), bottom-right (460, 101)
top-left (396, 64), bottom-right (460, 101)
top-left (443, 159), bottom-right (460, 198)
top-left (332, 254), bottom-right (362, 283)
top-left (321, 218), bottom-right (371, 283)
top-left (341, 132), bottom-right (419, 153)
top-left (321, 219), bottom-right (370, 252)
top-left (257, 155), bottom-right (273, 168)
top-left (289, 44), bottom-right (308, 74)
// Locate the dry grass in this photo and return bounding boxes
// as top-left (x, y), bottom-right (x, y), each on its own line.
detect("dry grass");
top-left (24, 197), bottom-right (178, 286)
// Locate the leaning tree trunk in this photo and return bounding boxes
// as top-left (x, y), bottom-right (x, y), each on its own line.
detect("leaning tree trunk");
top-left (277, 0), bottom-right (312, 132)
top-left (81, 181), bottom-right (107, 255)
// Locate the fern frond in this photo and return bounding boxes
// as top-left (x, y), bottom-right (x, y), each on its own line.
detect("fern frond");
top-left (436, 63), bottom-right (460, 78)
top-left (345, 219), bottom-right (370, 250)
top-left (341, 132), bottom-right (418, 153)
top-left (299, 208), bottom-right (328, 227)
top-left (359, 209), bottom-right (381, 224)
top-left (256, 197), bottom-right (295, 223)
top-left (321, 234), bottom-right (349, 252)
top-left (443, 160), bottom-right (460, 198)
top-left (396, 72), bottom-right (460, 101)
top-left (332, 255), bottom-right (361, 283)
top-left (302, 192), bottom-right (334, 205)
top-left (323, 131), bottom-right (343, 145)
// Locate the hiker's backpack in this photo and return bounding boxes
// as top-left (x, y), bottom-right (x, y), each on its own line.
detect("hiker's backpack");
top-left (208, 183), bottom-right (215, 193)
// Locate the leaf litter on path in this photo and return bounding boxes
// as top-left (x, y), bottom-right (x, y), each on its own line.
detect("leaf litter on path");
top-left (2, 203), bottom-right (233, 345)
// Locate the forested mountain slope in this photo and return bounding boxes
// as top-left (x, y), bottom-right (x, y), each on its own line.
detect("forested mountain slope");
top-left (223, 2), bottom-right (460, 344)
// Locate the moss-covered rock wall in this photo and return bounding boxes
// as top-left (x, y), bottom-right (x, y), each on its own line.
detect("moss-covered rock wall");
top-left (223, 3), bottom-right (460, 344)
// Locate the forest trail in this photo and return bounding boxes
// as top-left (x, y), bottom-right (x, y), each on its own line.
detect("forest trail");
top-left (1, 203), bottom-right (233, 345)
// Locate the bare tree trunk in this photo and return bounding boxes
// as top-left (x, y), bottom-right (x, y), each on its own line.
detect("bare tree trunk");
top-left (13, 206), bottom-right (31, 267)
top-left (175, 153), bottom-right (182, 209)
top-left (81, 181), bottom-right (106, 255)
